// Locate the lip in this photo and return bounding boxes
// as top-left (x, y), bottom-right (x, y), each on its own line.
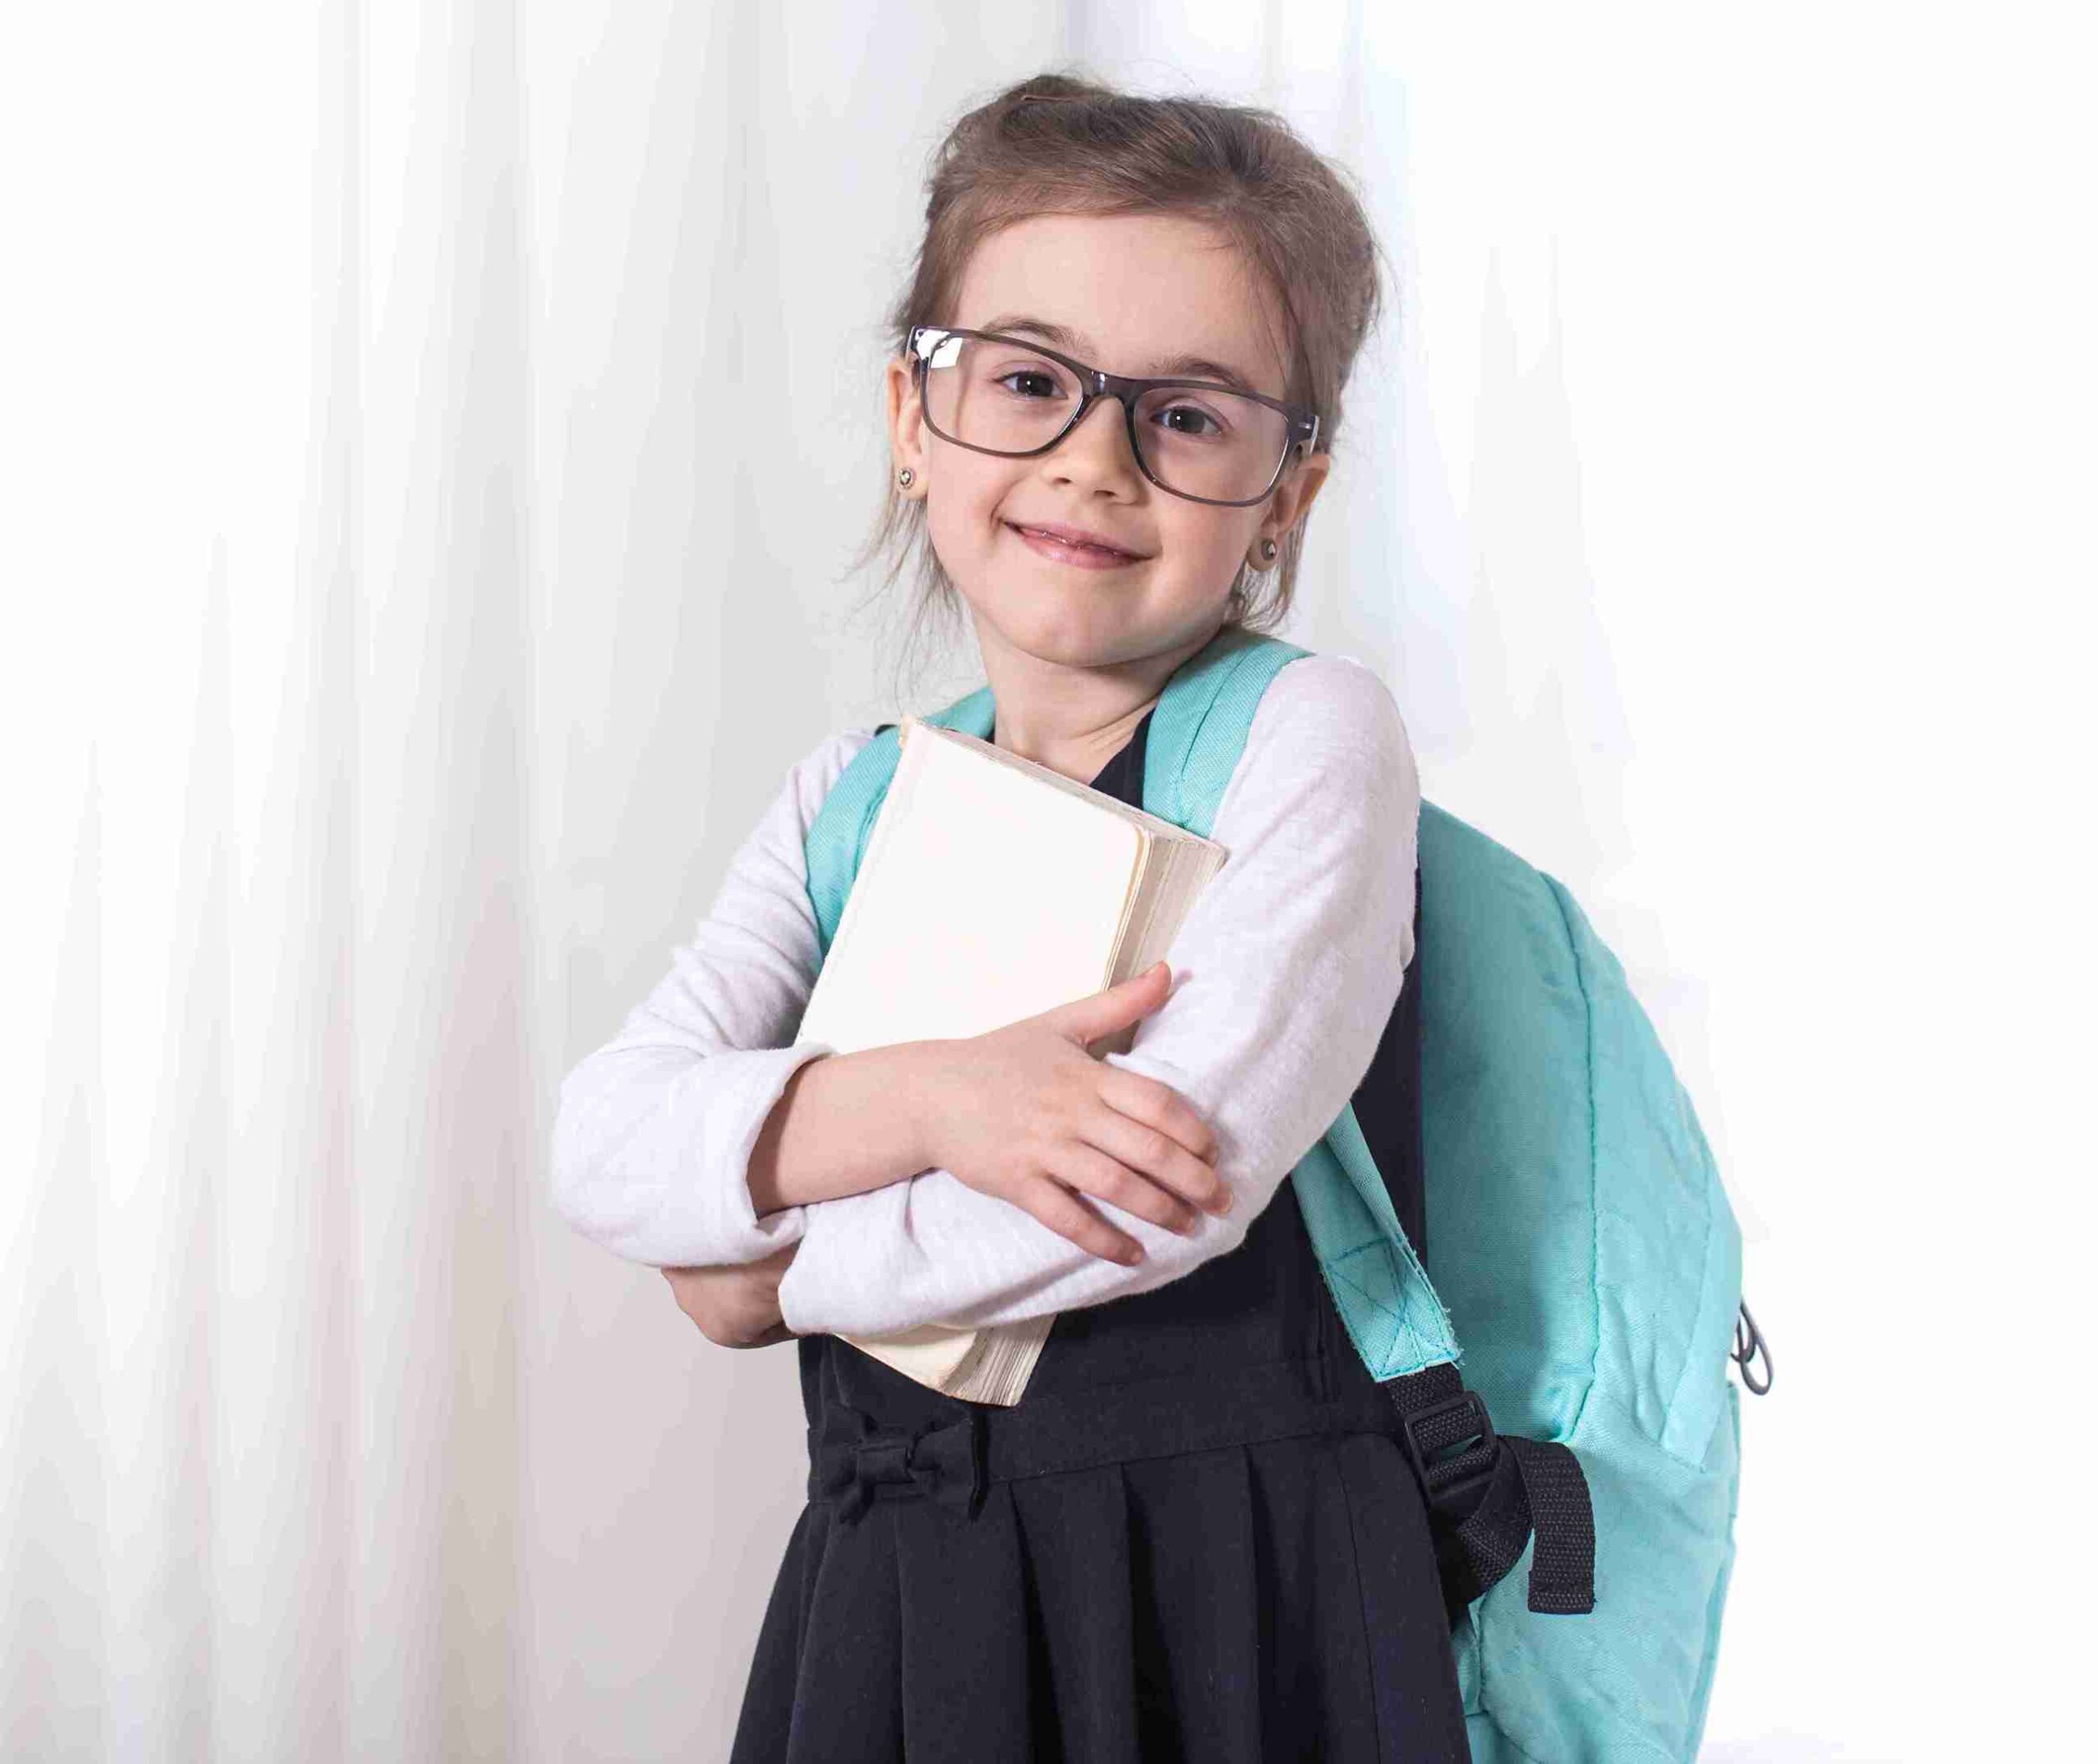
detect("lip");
top-left (1006, 520), bottom-right (1148, 568)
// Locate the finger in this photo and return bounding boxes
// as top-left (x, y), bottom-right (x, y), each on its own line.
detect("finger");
top-left (1079, 1105), bottom-right (1233, 1216)
top-left (1038, 960), bottom-right (1171, 1045)
top-left (1015, 1175), bottom-right (1148, 1265)
top-left (1048, 1140), bottom-right (1204, 1236)
top-left (1093, 1063), bottom-right (1220, 1166)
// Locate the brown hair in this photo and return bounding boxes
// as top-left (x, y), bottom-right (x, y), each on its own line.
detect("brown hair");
top-left (845, 70), bottom-right (1391, 697)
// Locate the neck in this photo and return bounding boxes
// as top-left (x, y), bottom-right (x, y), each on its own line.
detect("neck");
top-left (975, 616), bottom-right (1227, 784)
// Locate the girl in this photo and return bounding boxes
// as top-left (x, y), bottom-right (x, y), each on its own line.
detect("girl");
top-left (554, 73), bottom-right (1469, 1763)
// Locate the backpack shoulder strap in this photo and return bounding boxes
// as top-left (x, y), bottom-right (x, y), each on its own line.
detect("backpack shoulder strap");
top-left (1158, 633), bottom-right (1464, 1376)
top-left (1142, 625), bottom-right (1310, 834)
top-left (802, 686), bottom-right (995, 959)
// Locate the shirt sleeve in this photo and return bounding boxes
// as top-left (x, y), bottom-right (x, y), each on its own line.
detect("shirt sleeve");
top-left (773, 653), bottom-right (1421, 1339)
top-left (548, 725), bottom-right (877, 1267)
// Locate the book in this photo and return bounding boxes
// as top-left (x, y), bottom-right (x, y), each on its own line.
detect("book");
top-left (793, 714), bottom-right (1229, 1405)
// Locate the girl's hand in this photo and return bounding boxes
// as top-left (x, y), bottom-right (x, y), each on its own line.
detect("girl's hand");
top-left (663, 1243), bottom-right (801, 1348)
top-left (919, 961), bottom-right (1233, 1266)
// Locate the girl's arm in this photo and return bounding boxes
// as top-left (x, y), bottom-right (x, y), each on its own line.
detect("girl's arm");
top-left (549, 725), bottom-right (884, 1268)
top-left (772, 655), bottom-right (1419, 1339)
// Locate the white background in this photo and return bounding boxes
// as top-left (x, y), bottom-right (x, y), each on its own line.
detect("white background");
top-left (3, 3), bottom-right (2091, 1758)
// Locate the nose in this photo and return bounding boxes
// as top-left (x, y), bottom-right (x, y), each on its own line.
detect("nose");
top-left (1045, 392), bottom-right (1143, 492)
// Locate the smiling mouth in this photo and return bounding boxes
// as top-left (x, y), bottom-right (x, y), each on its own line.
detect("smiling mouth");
top-left (1006, 523), bottom-right (1145, 565)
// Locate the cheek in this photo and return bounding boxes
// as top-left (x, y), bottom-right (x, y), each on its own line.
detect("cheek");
top-left (1160, 518), bottom-right (1256, 583)
top-left (920, 491), bottom-right (973, 556)
top-left (927, 468), bottom-right (1026, 554)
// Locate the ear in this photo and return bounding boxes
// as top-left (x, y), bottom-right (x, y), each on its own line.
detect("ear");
top-left (1256, 448), bottom-right (1333, 556)
top-left (886, 355), bottom-right (928, 493)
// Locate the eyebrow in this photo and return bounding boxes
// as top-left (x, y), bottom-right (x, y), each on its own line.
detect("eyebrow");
top-left (972, 313), bottom-right (1269, 397)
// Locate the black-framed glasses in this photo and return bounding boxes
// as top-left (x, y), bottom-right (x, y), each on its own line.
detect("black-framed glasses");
top-left (906, 324), bottom-right (1322, 508)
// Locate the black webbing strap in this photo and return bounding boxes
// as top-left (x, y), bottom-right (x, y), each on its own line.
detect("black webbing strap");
top-left (1387, 1363), bottom-right (1596, 1620)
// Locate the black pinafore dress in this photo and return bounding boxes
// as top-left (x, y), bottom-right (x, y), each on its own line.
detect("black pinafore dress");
top-left (729, 708), bottom-right (1467, 1764)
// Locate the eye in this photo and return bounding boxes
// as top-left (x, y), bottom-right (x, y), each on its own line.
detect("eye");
top-left (994, 368), bottom-right (1065, 401)
top-left (1150, 399), bottom-right (1227, 438)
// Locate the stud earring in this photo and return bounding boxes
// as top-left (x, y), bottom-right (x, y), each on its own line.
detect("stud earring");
top-left (1260, 537), bottom-right (1278, 560)
top-left (897, 468), bottom-right (915, 488)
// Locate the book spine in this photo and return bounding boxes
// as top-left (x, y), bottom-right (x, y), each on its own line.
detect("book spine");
top-left (945, 1316), bottom-right (1052, 1406)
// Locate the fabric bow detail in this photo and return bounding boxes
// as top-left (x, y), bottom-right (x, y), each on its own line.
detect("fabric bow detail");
top-left (813, 1403), bottom-right (988, 1525)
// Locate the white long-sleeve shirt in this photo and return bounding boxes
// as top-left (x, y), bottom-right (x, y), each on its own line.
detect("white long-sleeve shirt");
top-left (551, 652), bottom-right (1420, 1341)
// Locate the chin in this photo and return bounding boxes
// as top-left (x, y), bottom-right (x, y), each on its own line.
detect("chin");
top-left (971, 593), bottom-right (1142, 666)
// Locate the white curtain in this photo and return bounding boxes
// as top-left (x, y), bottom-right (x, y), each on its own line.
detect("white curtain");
top-left (5, 4), bottom-right (2088, 1759)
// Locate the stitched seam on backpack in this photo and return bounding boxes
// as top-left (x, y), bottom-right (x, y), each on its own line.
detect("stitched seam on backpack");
top-left (1324, 1257), bottom-right (1405, 1372)
top-left (1328, 1245), bottom-right (1448, 1376)
top-left (1658, 1090), bottom-right (1733, 1467)
top-left (1329, 1241), bottom-right (1448, 1372)
top-left (1542, 873), bottom-right (1605, 1436)
top-left (1325, 1256), bottom-right (1413, 1373)
top-left (1474, 1714), bottom-right (1553, 1764)
top-left (1329, 1230), bottom-right (1460, 1370)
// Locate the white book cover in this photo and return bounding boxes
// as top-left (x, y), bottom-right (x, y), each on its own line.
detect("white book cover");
top-left (795, 716), bottom-right (1226, 1404)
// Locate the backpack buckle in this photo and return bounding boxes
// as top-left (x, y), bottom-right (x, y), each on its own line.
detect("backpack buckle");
top-left (1732, 1297), bottom-right (1773, 1395)
top-left (1399, 1388), bottom-right (1499, 1499)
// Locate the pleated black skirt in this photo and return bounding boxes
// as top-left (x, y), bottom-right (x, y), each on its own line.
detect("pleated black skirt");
top-left (727, 1181), bottom-right (1469, 1764)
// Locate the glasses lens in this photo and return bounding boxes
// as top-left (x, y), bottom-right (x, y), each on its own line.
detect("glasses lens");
top-left (920, 333), bottom-right (1289, 502)
top-left (1131, 383), bottom-right (1291, 503)
top-left (920, 333), bottom-right (1080, 454)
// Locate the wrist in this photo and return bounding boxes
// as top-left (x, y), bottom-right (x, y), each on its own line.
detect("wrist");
top-left (896, 1038), bottom-right (951, 1176)
top-left (744, 1056), bottom-right (819, 1219)
top-left (748, 1041), bottom-right (947, 1212)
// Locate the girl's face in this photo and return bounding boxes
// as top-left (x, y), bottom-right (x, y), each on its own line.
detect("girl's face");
top-left (885, 211), bottom-right (1329, 682)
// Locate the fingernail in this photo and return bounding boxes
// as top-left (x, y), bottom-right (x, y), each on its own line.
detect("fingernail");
top-left (1123, 1245), bottom-right (1146, 1264)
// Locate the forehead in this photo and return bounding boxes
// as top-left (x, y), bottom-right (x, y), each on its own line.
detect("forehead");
top-left (951, 212), bottom-right (1290, 397)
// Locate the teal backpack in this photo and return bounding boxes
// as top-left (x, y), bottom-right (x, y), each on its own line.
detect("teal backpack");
top-left (802, 625), bottom-right (1765, 1762)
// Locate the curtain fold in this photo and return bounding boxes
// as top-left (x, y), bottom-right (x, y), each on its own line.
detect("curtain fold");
top-left (8, 0), bottom-right (539, 1754)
